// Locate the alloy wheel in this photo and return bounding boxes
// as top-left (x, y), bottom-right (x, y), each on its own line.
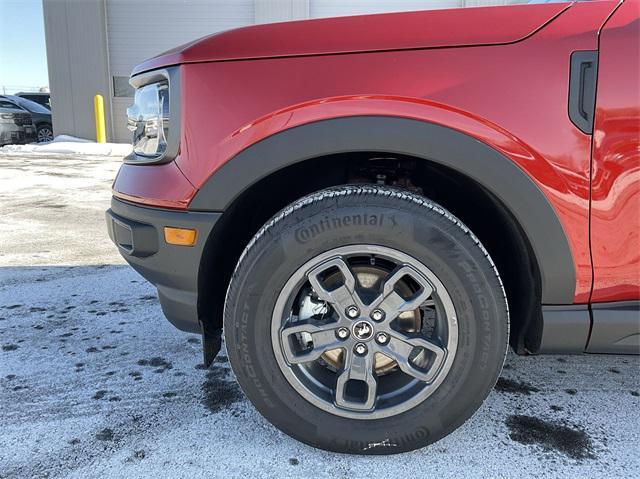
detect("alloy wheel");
top-left (271, 245), bottom-right (458, 419)
top-left (37, 127), bottom-right (54, 143)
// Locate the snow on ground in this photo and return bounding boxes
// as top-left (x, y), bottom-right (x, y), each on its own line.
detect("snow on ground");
top-left (0, 150), bottom-right (123, 267)
top-left (0, 136), bottom-right (132, 158)
top-left (0, 151), bottom-right (639, 478)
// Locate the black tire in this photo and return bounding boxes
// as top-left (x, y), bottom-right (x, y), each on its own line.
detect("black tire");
top-left (224, 185), bottom-right (509, 454)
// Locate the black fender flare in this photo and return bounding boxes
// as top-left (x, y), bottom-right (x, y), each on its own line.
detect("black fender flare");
top-left (189, 116), bottom-right (575, 304)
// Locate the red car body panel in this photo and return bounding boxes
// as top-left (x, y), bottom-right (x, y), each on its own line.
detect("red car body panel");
top-left (113, 160), bottom-right (195, 209)
top-left (590, 0), bottom-right (640, 302)
top-left (132, 3), bottom-right (571, 74)
top-left (113, 0), bottom-right (637, 306)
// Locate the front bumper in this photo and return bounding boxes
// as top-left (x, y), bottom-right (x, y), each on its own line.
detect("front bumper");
top-left (0, 124), bottom-right (36, 146)
top-left (106, 197), bottom-right (220, 333)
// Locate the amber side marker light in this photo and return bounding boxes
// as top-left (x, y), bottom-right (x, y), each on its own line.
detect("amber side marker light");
top-left (164, 227), bottom-right (198, 246)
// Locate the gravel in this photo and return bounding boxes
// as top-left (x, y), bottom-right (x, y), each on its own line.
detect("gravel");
top-left (0, 151), bottom-right (639, 478)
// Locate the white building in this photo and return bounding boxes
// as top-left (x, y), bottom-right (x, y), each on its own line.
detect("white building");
top-left (43, 0), bottom-right (526, 142)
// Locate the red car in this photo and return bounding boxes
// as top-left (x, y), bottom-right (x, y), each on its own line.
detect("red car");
top-left (107, 0), bottom-right (639, 454)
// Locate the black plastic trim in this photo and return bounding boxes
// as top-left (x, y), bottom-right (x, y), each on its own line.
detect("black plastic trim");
top-left (587, 301), bottom-right (640, 354)
top-left (124, 67), bottom-right (181, 165)
top-left (568, 51), bottom-right (598, 134)
top-left (106, 197), bottom-right (220, 333)
top-left (106, 212), bottom-right (158, 258)
top-left (538, 304), bottom-right (590, 353)
top-left (189, 116), bottom-right (576, 304)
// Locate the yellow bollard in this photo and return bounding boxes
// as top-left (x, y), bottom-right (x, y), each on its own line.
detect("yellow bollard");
top-left (93, 94), bottom-right (106, 143)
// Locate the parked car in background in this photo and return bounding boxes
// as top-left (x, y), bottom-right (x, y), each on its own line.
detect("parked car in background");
top-left (107, 0), bottom-right (639, 455)
top-left (0, 99), bottom-right (36, 146)
top-left (0, 96), bottom-right (54, 143)
top-left (15, 92), bottom-right (51, 110)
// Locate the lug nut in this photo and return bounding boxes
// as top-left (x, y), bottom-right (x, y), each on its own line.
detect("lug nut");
top-left (354, 343), bottom-right (368, 356)
top-left (375, 332), bottom-right (389, 345)
top-left (336, 327), bottom-right (350, 340)
top-left (346, 305), bottom-right (360, 318)
top-left (371, 309), bottom-right (385, 322)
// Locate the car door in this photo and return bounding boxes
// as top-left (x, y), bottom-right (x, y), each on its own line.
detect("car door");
top-left (587, 0), bottom-right (640, 353)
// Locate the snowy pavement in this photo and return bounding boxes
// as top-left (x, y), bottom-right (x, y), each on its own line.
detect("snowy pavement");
top-left (0, 150), bottom-right (639, 478)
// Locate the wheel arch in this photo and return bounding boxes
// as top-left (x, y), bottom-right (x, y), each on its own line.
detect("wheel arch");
top-left (192, 116), bottom-right (575, 354)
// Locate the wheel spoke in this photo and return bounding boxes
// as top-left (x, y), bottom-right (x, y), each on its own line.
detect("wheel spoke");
top-left (307, 256), bottom-right (365, 313)
top-left (370, 265), bottom-right (434, 319)
top-left (382, 333), bottom-right (446, 383)
top-left (335, 350), bottom-right (377, 411)
top-left (280, 320), bottom-right (343, 364)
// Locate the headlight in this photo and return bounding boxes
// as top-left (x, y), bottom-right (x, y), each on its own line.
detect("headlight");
top-left (126, 81), bottom-right (169, 158)
top-left (124, 67), bottom-right (180, 165)
top-left (0, 114), bottom-right (15, 124)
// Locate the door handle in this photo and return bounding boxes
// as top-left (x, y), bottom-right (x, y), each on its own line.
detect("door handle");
top-left (569, 51), bottom-right (599, 134)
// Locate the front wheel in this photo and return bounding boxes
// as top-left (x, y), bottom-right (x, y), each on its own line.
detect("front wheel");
top-left (224, 185), bottom-right (509, 454)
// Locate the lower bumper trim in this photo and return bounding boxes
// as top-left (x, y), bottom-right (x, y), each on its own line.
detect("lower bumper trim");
top-left (106, 197), bottom-right (221, 333)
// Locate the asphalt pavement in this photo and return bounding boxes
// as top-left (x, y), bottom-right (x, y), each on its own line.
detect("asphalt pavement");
top-left (0, 150), bottom-right (638, 478)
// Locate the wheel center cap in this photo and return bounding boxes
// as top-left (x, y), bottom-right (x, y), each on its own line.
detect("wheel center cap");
top-left (352, 320), bottom-right (374, 341)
